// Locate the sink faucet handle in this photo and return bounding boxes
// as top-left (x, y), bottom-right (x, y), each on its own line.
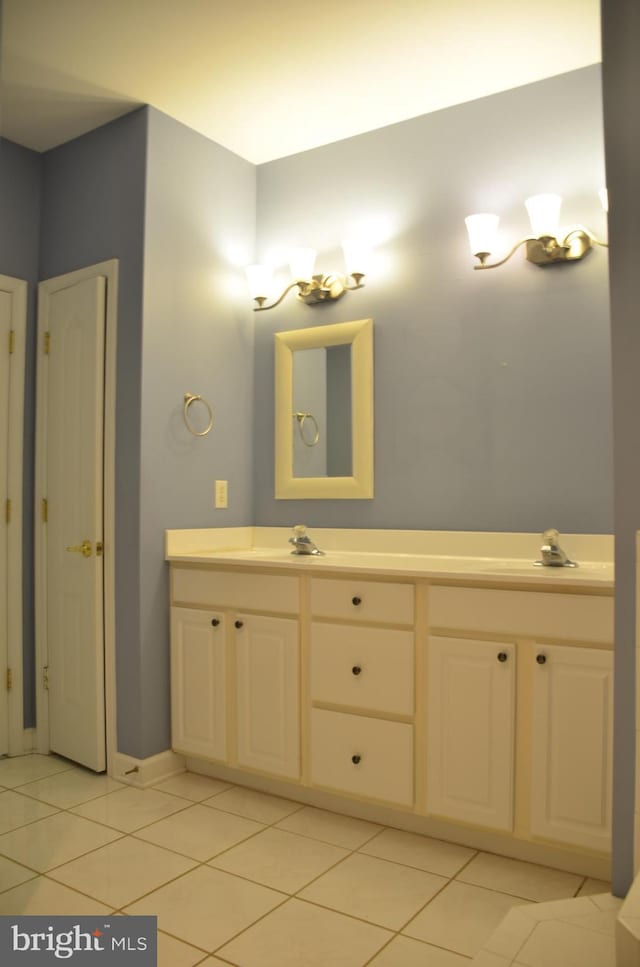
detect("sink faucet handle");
top-left (542, 528), bottom-right (560, 546)
top-left (292, 524), bottom-right (307, 537)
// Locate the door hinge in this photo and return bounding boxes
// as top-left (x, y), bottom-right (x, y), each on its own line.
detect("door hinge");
top-left (42, 498), bottom-right (48, 523)
top-left (6, 669), bottom-right (12, 691)
top-left (9, 329), bottom-right (15, 354)
top-left (5, 499), bottom-right (10, 524)
top-left (44, 331), bottom-right (50, 354)
top-left (43, 666), bottom-right (49, 691)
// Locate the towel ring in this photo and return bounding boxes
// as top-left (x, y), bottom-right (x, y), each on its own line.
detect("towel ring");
top-left (294, 411), bottom-right (320, 447)
top-left (184, 393), bottom-right (213, 437)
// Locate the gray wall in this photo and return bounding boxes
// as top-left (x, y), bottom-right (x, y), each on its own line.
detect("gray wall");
top-left (138, 109), bottom-right (255, 756)
top-left (0, 137), bottom-right (42, 726)
top-left (39, 109), bottom-right (148, 757)
top-left (253, 66), bottom-right (612, 535)
top-left (601, 0), bottom-right (640, 897)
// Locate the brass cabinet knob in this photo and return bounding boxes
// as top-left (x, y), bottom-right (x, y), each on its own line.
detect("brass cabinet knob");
top-left (352, 596), bottom-right (362, 606)
top-left (351, 754), bottom-right (361, 765)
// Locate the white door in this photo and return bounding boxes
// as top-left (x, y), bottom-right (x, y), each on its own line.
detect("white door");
top-left (170, 607), bottom-right (227, 761)
top-left (0, 276), bottom-right (27, 757)
top-left (235, 614), bottom-right (300, 779)
top-left (531, 644), bottom-right (613, 852)
top-left (426, 636), bottom-right (516, 831)
top-left (38, 274), bottom-right (107, 771)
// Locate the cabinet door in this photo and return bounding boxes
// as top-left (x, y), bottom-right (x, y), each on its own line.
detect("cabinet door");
top-left (427, 636), bottom-right (515, 831)
top-left (235, 614), bottom-right (300, 779)
top-left (170, 607), bottom-right (226, 761)
top-left (531, 644), bottom-right (613, 852)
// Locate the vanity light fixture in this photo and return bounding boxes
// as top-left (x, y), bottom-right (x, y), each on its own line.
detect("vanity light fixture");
top-left (245, 240), bottom-right (370, 311)
top-left (465, 192), bottom-right (608, 270)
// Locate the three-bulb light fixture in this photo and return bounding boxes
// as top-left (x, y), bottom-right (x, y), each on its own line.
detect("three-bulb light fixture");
top-left (245, 239), bottom-right (371, 311)
top-left (465, 191), bottom-right (609, 270)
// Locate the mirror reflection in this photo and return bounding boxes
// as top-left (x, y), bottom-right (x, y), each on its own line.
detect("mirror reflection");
top-left (292, 345), bottom-right (352, 478)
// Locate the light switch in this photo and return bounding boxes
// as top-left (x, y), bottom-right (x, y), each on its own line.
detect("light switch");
top-left (215, 480), bottom-right (228, 508)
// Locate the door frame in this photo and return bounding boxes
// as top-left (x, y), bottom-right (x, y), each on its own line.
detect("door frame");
top-left (34, 260), bottom-right (119, 774)
top-left (1, 274), bottom-right (27, 755)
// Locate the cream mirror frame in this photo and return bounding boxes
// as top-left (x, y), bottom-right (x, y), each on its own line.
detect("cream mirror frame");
top-left (275, 318), bottom-right (374, 499)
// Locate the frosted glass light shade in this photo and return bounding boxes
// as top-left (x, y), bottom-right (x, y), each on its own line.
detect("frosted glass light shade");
top-left (289, 247), bottom-right (316, 281)
top-left (465, 214), bottom-right (499, 256)
top-left (342, 238), bottom-right (372, 277)
top-left (525, 194), bottom-right (562, 237)
top-left (599, 187), bottom-right (609, 213)
top-left (245, 264), bottom-right (273, 300)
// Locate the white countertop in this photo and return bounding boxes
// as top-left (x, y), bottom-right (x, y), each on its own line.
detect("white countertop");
top-left (165, 528), bottom-right (614, 590)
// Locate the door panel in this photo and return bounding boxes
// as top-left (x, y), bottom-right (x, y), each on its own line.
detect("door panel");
top-left (0, 290), bottom-right (11, 756)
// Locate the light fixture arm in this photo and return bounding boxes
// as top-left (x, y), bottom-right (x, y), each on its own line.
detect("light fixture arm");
top-left (473, 236), bottom-right (534, 270)
top-left (253, 280), bottom-right (305, 312)
top-left (253, 273), bottom-right (365, 312)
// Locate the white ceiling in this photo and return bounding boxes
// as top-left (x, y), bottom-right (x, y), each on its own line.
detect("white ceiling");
top-left (1, 0), bottom-right (601, 164)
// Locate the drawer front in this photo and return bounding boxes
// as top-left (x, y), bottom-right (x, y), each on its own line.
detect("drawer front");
top-left (311, 623), bottom-right (414, 715)
top-left (429, 586), bottom-right (613, 644)
top-left (311, 708), bottom-right (414, 805)
top-left (310, 578), bottom-right (414, 624)
top-left (172, 567), bottom-right (298, 613)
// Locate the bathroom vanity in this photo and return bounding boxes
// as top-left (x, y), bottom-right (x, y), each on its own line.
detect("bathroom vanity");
top-left (166, 527), bottom-right (614, 877)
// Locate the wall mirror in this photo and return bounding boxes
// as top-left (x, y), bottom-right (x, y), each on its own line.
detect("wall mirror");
top-left (274, 318), bottom-right (374, 498)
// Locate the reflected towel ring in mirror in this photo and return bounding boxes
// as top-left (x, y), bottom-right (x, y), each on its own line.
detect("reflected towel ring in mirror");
top-left (294, 411), bottom-right (320, 447)
top-left (183, 393), bottom-right (213, 437)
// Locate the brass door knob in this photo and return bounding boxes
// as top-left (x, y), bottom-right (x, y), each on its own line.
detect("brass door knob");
top-left (65, 540), bottom-right (92, 558)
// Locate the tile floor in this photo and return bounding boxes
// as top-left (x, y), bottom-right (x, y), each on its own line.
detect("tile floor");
top-left (0, 755), bottom-right (612, 966)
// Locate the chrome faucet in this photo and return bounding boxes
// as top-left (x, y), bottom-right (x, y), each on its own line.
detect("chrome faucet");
top-left (289, 524), bottom-right (324, 555)
top-left (535, 529), bottom-right (578, 568)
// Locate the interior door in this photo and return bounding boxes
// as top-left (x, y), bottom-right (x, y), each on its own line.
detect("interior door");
top-left (40, 273), bottom-right (107, 771)
top-left (0, 288), bottom-right (11, 756)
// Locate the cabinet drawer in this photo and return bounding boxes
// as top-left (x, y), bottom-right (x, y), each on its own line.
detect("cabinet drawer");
top-left (172, 567), bottom-right (298, 613)
top-left (311, 623), bottom-right (414, 715)
top-left (311, 708), bottom-right (414, 805)
top-left (429, 586), bottom-right (613, 644)
top-left (310, 578), bottom-right (414, 624)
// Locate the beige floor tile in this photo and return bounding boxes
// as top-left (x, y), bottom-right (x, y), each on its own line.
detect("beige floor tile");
top-left (0, 811), bottom-right (122, 871)
top-left (0, 876), bottom-right (111, 915)
top-left (217, 897), bottom-right (392, 966)
top-left (484, 907), bottom-right (537, 958)
top-left (361, 828), bottom-right (475, 877)
top-left (0, 754), bottom-right (74, 788)
top-left (203, 785), bottom-right (302, 824)
top-left (135, 803), bottom-right (264, 861)
top-left (157, 930), bottom-right (208, 967)
top-left (403, 881), bottom-right (527, 957)
top-left (0, 789), bottom-right (59, 833)
top-left (578, 877), bottom-right (613, 896)
top-left (299, 852), bottom-right (448, 930)
top-left (124, 865), bottom-right (284, 951)
top-left (210, 827), bottom-right (347, 893)
top-left (472, 954), bottom-right (512, 967)
top-left (153, 773), bottom-right (231, 802)
top-left (71, 786), bottom-right (189, 832)
top-left (0, 855), bottom-right (38, 893)
top-left (369, 935), bottom-right (471, 965)
top-left (458, 852), bottom-right (582, 902)
top-left (49, 835), bottom-right (198, 908)
top-left (524, 895), bottom-right (595, 921)
top-left (560, 904), bottom-right (620, 937)
top-left (589, 892), bottom-right (623, 912)
top-left (516, 918), bottom-right (616, 967)
top-left (275, 806), bottom-right (382, 849)
top-left (19, 769), bottom-right (125, 808)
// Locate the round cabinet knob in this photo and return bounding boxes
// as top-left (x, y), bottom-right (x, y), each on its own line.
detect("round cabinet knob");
top-left (536, 653), bottom-right (547, 665)
top-left (351, 665), bottom-right (362, 676)
top-left (497, 652), bottom-right (508, 663)
top-left (234, 620), bottom-right (244, 630)
top-left (211, 618), bottom-right (220, 627)
top-left (351, 754), bottom-right (361, 765)
top-left (352, 596), bottom-right (362, 606)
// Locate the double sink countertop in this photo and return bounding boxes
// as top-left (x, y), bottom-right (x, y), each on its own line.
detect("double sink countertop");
top-left (165, 527), bottom-right (614, 591)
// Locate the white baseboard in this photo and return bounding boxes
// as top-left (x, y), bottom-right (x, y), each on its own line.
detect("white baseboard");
top-left (112, 749), bottom-right (185, 787)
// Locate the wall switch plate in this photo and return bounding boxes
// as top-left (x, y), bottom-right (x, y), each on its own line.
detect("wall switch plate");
top-left (215, 480), bottom-right (228, 508)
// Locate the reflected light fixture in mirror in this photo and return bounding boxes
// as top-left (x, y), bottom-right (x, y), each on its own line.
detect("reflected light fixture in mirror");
top-left (245, 239), bottom-right (371, 311)
top-left (465, 191), bottom-right (609, 269)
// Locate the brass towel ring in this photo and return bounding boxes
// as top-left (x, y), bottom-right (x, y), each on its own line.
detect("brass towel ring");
top-left (294, 411), bottom-right (320, 447)
top-left (184, 393), bottom-right (213, 437)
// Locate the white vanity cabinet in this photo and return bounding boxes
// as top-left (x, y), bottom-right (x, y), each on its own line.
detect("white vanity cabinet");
top-left (426, 636), bottom-right (516, 832)
top-left (170, 607), bottom-right (227, 761)
top-left (530, 643), bottom-right (613, 852)
top-left (309, 576), bottom-right (415, 806)
top-left (234, 614), bottom-right (300, 780)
